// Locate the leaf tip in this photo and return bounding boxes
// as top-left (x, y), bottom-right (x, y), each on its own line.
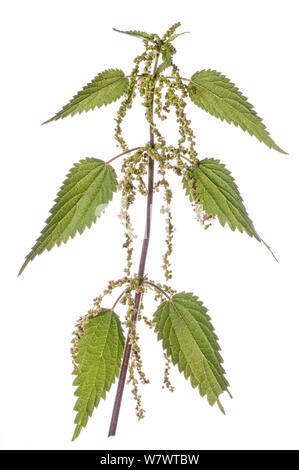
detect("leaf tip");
top-left (17, 261), bottom-right (27, 277)
top-left (217, 398), bottom-right (226, 415)
top-left (274, 144), bottom-right (288, 155)
top-left (277, 149), bottom-right (288, 155)
top-left (72, 424), bottom-right (82, 441)
top-left (261, 240), bottom-right (279, 263)
top-left (41, 117), bottom-right (53, 125)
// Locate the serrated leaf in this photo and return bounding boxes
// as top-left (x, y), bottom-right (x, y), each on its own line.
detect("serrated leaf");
top-left (18, 159), bottom-right (117, 275)
top-left (72, 309), bottom-right (124, 440)
top-left (188, 70), bottom-right (286, 154)
top-left (156, 44), bottom-right (174, 75)
top-left (183, 158), bottom-right (260, 240)
top-left (154, 292), bottom-right (229, 411)
top-left (113, 28), bottom-right (155, 42)
top-left (43, 69), bottom-right (129, 124)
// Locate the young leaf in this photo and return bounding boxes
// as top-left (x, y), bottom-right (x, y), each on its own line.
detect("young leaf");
top-left (18, 159), bottom-right (117, 275)
top-left (167, 32), bottom-right (189, 42)
top-left (156, 44), bottom-right (174, 75)
top-left (183, 158), bottom-right (260, 240)
top-left (188, 70), bottom-right (286, 154)
top-left (43, 69), bottom-right (129, 124)
top-left (154, 292), bottom-right (229, 411)
top-left (72, 309), bottom-right (125, 440)
top-left (113, 28), bottom-right (155, 42)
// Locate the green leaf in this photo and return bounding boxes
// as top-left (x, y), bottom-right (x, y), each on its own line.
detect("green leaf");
top-left (188, 70), bottom-right (286, 154)
top-left (72, 309), bottom-right (124, 440)
top-left (43, 69), bottom-right (129, 124)
top-left (154, 292), bottom-right (229, 412)
top-left (183, 158), bottom-right (260, 240)
top-left (156, 44), bottom-right (174, 75)
top-left (113, 28), bottom-right (155, 42)
top-left (167, 32), bottom-right (189, 42)
top-left (18, 159), bottom-right (117, 275)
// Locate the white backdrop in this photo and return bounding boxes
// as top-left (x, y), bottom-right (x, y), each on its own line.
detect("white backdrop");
top-left (1, 0), bottom-right (298, 450)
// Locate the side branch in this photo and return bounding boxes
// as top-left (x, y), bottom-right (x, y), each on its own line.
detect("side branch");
top-left (143, 280), bottom-right (171, 300)
top-left (106, 147), bottom-right (143, 165)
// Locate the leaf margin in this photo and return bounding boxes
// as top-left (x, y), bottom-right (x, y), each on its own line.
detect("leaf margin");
top-left (153, 291), bottom-right (229, 413)
top-left (18, 158), bottom-right (117, 276)
top-left (183, 157), bottom-right (261, 241)
top-left (43, 68), bottom-right (129, 124)
top-left (188, 69), bottom-right (287, 154)
top-left (72, 308), bottom-right (125, 441)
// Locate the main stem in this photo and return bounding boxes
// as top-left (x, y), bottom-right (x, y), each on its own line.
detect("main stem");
top-left (108, 55), bottom-right (159, 437)
top-left (108, 154), bottom-right (154, 437)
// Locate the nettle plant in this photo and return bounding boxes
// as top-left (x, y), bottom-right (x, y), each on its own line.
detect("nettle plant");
top-left (19, 23), bottom-right (286, 440)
